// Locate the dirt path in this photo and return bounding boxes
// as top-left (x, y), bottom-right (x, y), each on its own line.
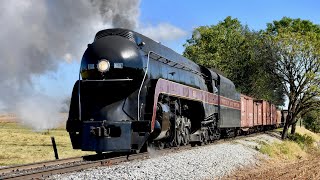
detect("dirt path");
top-left (224, 155), bottom-right (320, 180)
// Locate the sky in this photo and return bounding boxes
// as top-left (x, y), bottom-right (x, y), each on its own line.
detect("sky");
top-left (2, 0), bottom-right (320, 108)
top-left (41, 0), bottom-right (319, 100)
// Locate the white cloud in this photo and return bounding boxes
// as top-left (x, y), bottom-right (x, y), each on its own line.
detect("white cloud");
top-left (138, 23), bottom-right (187, 42)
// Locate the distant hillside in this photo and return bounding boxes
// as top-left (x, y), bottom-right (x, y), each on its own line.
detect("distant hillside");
top-left (0, 113), bottom-right (68, 123)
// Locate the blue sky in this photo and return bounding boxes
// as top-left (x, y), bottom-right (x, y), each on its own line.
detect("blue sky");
top-left (141, 0), bottom-right (319, 53)
top-left (38, 0), bottom-right (320, 100)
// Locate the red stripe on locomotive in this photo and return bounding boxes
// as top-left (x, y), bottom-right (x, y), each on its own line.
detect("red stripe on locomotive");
top-left (151, 79), bottom-right (241, 131)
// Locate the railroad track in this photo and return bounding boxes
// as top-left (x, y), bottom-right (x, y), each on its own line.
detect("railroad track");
top-left (0, 153), bottom-right (149, 180)
top-left (0, 131), bottom-right (280, 180)
top-left (0, 156), bottom-right (82, 179)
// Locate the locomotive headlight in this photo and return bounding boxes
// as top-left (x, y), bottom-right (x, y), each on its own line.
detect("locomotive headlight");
top-left (97, 59), bottom-right (110, 72)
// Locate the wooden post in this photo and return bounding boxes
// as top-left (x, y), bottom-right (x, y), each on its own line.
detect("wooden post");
top-left (51, 136), bottom-right (59, 160)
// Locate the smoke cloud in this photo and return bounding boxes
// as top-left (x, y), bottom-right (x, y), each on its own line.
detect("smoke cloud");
top-left (0, 0), bottom-right (140, 130)
top-left (0, 0), bottom-right (186, 130)
top-left (90, 0), bottom-right (139, 29)
top-left (16, 95), bottom-right (61, 131)
top-left (139, 23), bottom-right (188, 42)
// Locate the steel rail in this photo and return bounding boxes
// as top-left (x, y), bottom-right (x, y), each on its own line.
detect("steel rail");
top-left (1, 153), bottom-right (149, 180)
top-left (0, 156), bottom-right (83, 175)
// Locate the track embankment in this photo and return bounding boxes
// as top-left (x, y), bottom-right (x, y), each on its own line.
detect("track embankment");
top-left (1, 132), bottom-right (284, 180)
top-left (225, 153), bottom-right (320, 180)
top-left (50, 133), bottom-right (279, 180)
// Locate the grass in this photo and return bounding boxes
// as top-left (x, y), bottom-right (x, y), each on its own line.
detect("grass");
top-left (0, 122), bottom-right (92, 166)
top-left (259, 141), bottom-right (306, 160)
top-left (294, 126), bottom-right (320, 142)
top-left (259, 127), bottom-right (320, 161)
top-left (273, 128), bottom-right (283, 132)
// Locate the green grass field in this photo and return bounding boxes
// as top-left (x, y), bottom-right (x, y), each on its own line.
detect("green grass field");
top-left (0, 122), bottom-right (92, 166)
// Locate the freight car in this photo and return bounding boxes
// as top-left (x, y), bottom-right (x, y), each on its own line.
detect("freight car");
top-left (66, 28), bottom-right (279, 153)
top-left (240, 97), bottom-right (282, 133)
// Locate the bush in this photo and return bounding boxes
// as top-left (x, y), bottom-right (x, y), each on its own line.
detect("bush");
top-left (302, 110), bottom-right (320, 133)
top-left (288, 133), bottom-right (315, 149)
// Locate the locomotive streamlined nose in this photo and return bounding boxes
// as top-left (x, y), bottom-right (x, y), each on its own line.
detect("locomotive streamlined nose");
top-left (80, 34), bottom-right (144, 81)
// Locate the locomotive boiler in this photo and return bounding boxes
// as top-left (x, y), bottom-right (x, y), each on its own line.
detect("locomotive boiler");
top-left (66, 28), bottom-right (242, 153)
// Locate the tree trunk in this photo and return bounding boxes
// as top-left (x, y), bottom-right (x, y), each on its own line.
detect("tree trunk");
top-left (291, 122), bottom-right (296, 134)
top-left (282, 112), bottom-right (292, 139)
top-left (281, 122), bottom-right (289, 139)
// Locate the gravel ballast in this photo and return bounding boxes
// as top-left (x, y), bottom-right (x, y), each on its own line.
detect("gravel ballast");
top-left (51, 134), bottom-right (280, 180)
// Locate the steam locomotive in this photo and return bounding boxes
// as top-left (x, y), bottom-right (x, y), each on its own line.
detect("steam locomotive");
top-left (66, 28), bottom-right (281, 153)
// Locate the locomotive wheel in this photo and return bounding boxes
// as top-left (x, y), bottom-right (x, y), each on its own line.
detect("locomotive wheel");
top-left (208, 133), bottom-right (214, 143)
top-left (183, 128), bottom-right (190, 145)
top-left (168, 100), bottom-right (192, 148)
top-left (155, 141), bottom-right (165, 150)
top-left (158, 142), bottom-right (165, 149)
top-left (175, 131), bottom-right (183, 146)
top-left (203, 138), bottom-right (208, 145)
top-left (175, 116), bottom-right (191, 146)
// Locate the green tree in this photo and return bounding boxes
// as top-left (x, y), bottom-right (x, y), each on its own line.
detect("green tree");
top-left (303, 109), bottom-right (320, 133)
top-left (264, 17), bottom-right (320, 138)
top-left (183, 16), bottom-right (284, 105)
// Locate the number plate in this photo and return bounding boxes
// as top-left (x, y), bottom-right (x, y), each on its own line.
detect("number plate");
top-left (114, 63), bottom-right (123, 69)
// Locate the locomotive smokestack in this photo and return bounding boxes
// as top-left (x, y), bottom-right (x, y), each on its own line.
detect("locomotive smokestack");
top-left (0, 0), bottom-right (140, 130)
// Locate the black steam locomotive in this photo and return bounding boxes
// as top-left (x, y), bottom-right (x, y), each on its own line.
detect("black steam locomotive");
top-left (66, 28), bottom-right (241, 153)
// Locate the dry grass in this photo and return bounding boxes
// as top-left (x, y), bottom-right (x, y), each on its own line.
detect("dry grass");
top-left (226, 127), bottom-right (320, 180)
top-left (0, 122), bottom-right (92, 166)
top-left (295, 126), bottom-right (320, 142)
top-left (259, 127), bottom-right (320, 161)
top-left (259, 141), bottom-right (306, 160)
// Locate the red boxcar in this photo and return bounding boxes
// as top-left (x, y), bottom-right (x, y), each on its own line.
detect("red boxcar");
top-left (281, 110), bottom-right (288, 125)
top-left (240, 94), bottom-right (254, 128)
top-left (276, 110), bottom-right (282, 127)
top-left (261, 101), bottom-right (267, 125)
top-left (253, 100), bottom-right (263, 126)
top-left (267, 101), bottom-right (272, 125)
top-left (271, 104), bottom-right (277, 126)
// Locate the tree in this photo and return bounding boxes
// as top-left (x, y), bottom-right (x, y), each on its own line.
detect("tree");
top-left (183, 16), bottom-right (285, 105)
top-left (303, 109), bottom-right (320, 133)
top-left (264, 17), bottom-right (320, 139)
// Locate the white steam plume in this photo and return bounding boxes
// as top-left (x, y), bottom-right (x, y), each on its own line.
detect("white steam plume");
top-left (0, 0), bottom-right (139, 130)
top-left (16, 95), bottom-right (61, 131)
top-left (0, 0), bottom-right (187, 131)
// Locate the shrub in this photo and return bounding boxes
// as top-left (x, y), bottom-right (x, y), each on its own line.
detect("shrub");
top-left (288, 133), bottom-right (315, 149)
